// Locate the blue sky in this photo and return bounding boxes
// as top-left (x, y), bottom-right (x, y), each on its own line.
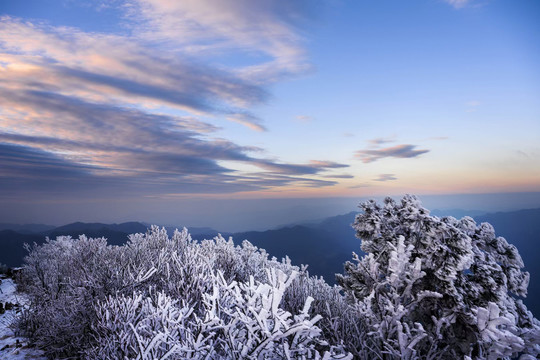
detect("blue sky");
top-left (0, 0), bottom-right (539, 229)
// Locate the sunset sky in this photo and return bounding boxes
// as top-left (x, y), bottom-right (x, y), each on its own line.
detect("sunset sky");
top-left (1, 0), bottom-right (539, 230)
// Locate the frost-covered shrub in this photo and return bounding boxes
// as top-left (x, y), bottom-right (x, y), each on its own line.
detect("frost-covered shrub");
top-left (87, 268), bottom-right (351, 359)
top-left (282, 271), bottom-right (375, 358)
top-left (19, 235), bottom-right (121, 356)
top-left (205, 268), bottom-right (351, 359)
top-left (18, 226), bottom-right (353, 359)
top-left (337, 195), bottom-right (540, 359)
top-left (87, 290), bottom-right (209, 359)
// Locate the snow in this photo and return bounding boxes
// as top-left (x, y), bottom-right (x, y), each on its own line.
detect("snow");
top-left (0, 276), bottom-right (46, 360)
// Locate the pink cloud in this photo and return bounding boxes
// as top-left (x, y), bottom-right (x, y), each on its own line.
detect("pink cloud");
top-left (355, 144), bottom-right (429, 163)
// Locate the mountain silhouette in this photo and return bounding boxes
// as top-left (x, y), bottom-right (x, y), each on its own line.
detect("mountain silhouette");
top-left (1, 209), bottom-right (539, 317)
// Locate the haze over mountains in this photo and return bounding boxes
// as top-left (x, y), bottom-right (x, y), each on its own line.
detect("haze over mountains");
top-left (1, 208), bottom-right (539, 316)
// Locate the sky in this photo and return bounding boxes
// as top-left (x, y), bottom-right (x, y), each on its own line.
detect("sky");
top-left (0, 0), bottom-right (539, 231)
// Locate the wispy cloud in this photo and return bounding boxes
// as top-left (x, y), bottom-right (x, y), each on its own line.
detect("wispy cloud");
top-left (126, 0), bottom-right (312, 81)
top-left (323, 174), bottom-right (354, 179)
top-left (0, 17), bottom-right (268, 119)
top-left (428, 136), bottom-right (449, 141)
top-left (373, 174), bottom-right (397, 182)
top-left (348, 183), bottom-right (370, 189)
top-left (0, 3), bottom-right (338, 198)
top-left (0, 88), bottom-right (344, 195)
top-left (226, 113), bottom-right (267, 132)
top-left (355, 144), bottom-right (429, 163)
top-left (254, 159), bottom-right (348, 176)
top-left (443, 0), bottom-right (472, 9)
top-left (295, 115), bottom-right (313, 123)
top-left (367, 136), bottom-right (395, 146)
top-left (466, 100), bottom-right (481, 112)
top-left (308, 160), bottom-right (349, 169)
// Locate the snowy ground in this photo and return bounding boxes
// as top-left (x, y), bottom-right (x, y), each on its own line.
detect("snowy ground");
top-left (0, 275), bottom-right (46, 360)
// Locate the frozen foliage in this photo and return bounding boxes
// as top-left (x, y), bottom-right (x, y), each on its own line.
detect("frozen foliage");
top-left (15, 196), bottom-right (540, 359)
top-left (337, 195), bottom-right (540, 359)
top-left (88, 269), bottom-right (351, 359)
top-left (18, 227), bottom-right (352, 359)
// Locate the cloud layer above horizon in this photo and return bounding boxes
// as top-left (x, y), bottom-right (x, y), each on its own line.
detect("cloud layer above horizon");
top-left (1, 0), bottom-right (539, 211)
top-left (0, 1), bottom-right (350, 198)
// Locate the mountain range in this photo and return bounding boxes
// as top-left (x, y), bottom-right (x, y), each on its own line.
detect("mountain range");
top-left (1, 208), bottom-right (539, 316)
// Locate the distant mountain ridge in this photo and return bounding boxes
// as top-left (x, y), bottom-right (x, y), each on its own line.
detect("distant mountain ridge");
top-left (1, 208), bottom-right (539, 316)
top-left (230, 224), bottom-right (356, 283)
top-left (49, 221), bottom-right (148, 235)
top-left (0, 223), bottom-right (56, 234)
top-left (0, 221), bottom-right (221, 267)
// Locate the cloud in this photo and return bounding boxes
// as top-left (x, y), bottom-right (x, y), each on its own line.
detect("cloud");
top-left (239, 172), bottom-right (338, 188)
top-left (295, 115), bottom-right (313, 123)
top-left (0, 89), bottom-right (340, 196)
top-left (428, 136), bottom-right (449, 141)
top-left (348, 183), bottom-right (370, 189)
top-left (355, 144), bottom-right (430, 163)
top-left (0, 141), bottom-right (338, 200)
top-left (0, 142), bottom-right (98, 179)
top-left (443, 0), bottom-right (472, 9)
top-left (373, 174), bottom-right (397, 182)
top-left (226, 113), bottom-right (267, 132)
top-left (0, 4), bottom-right (342, 199)
top-left (308, 160), bottom-right (349, 169)
top-left (254, 159), bottom-right (348, 176)
top-left (0, 90), bottom-right (248, 175)
top-left (0, 18), bottom-right (269, 119)
top-left (127, 0), bottom-right (312, 80)
top-left (367, 137), bottom-right (395, 146)
top-left (323, 174), bottom-right (354, 179)
top-left (466, 100), bottom-right (481, 113)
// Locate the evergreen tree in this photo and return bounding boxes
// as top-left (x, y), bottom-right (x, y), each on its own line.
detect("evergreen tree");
top-left (337, 195), bottom-right (540, 359)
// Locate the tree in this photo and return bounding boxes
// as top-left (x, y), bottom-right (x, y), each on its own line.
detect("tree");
top-left (337, 195), bottom-right (540, 359)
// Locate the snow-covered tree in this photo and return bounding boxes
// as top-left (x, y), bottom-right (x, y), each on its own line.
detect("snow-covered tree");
top-left (18, 226), bottom-right (353, 359)
top-left (337, 195), bottom-right (540, 359)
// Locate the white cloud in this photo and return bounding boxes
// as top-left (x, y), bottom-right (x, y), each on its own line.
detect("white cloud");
top-left (226, 113), bottom-right (267, 132)
top-left (126, 0), bottom-right (311, 81)
top-left (0, 17), bottom-right (267, 116)
top-left (0, 4), bottom-right (344, 197)
top-left (367, 136), bottom-right (396, 146)
top-left (466, 100), bottom-right (481, 112)
top-left (373, 174), bottom-right (397, 182)
top-left (295, 115), bottom-right (313, 123)
top-left (443, 0), bottom-right (472, 9)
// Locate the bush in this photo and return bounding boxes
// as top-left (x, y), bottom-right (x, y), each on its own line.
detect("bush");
top-left (337, 195), bottom-right (540, 359)
top-left (18, 226), bottom-right (352, 359)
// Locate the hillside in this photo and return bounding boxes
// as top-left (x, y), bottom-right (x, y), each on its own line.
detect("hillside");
top-left (0, 230), bottom-right (46, 267)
